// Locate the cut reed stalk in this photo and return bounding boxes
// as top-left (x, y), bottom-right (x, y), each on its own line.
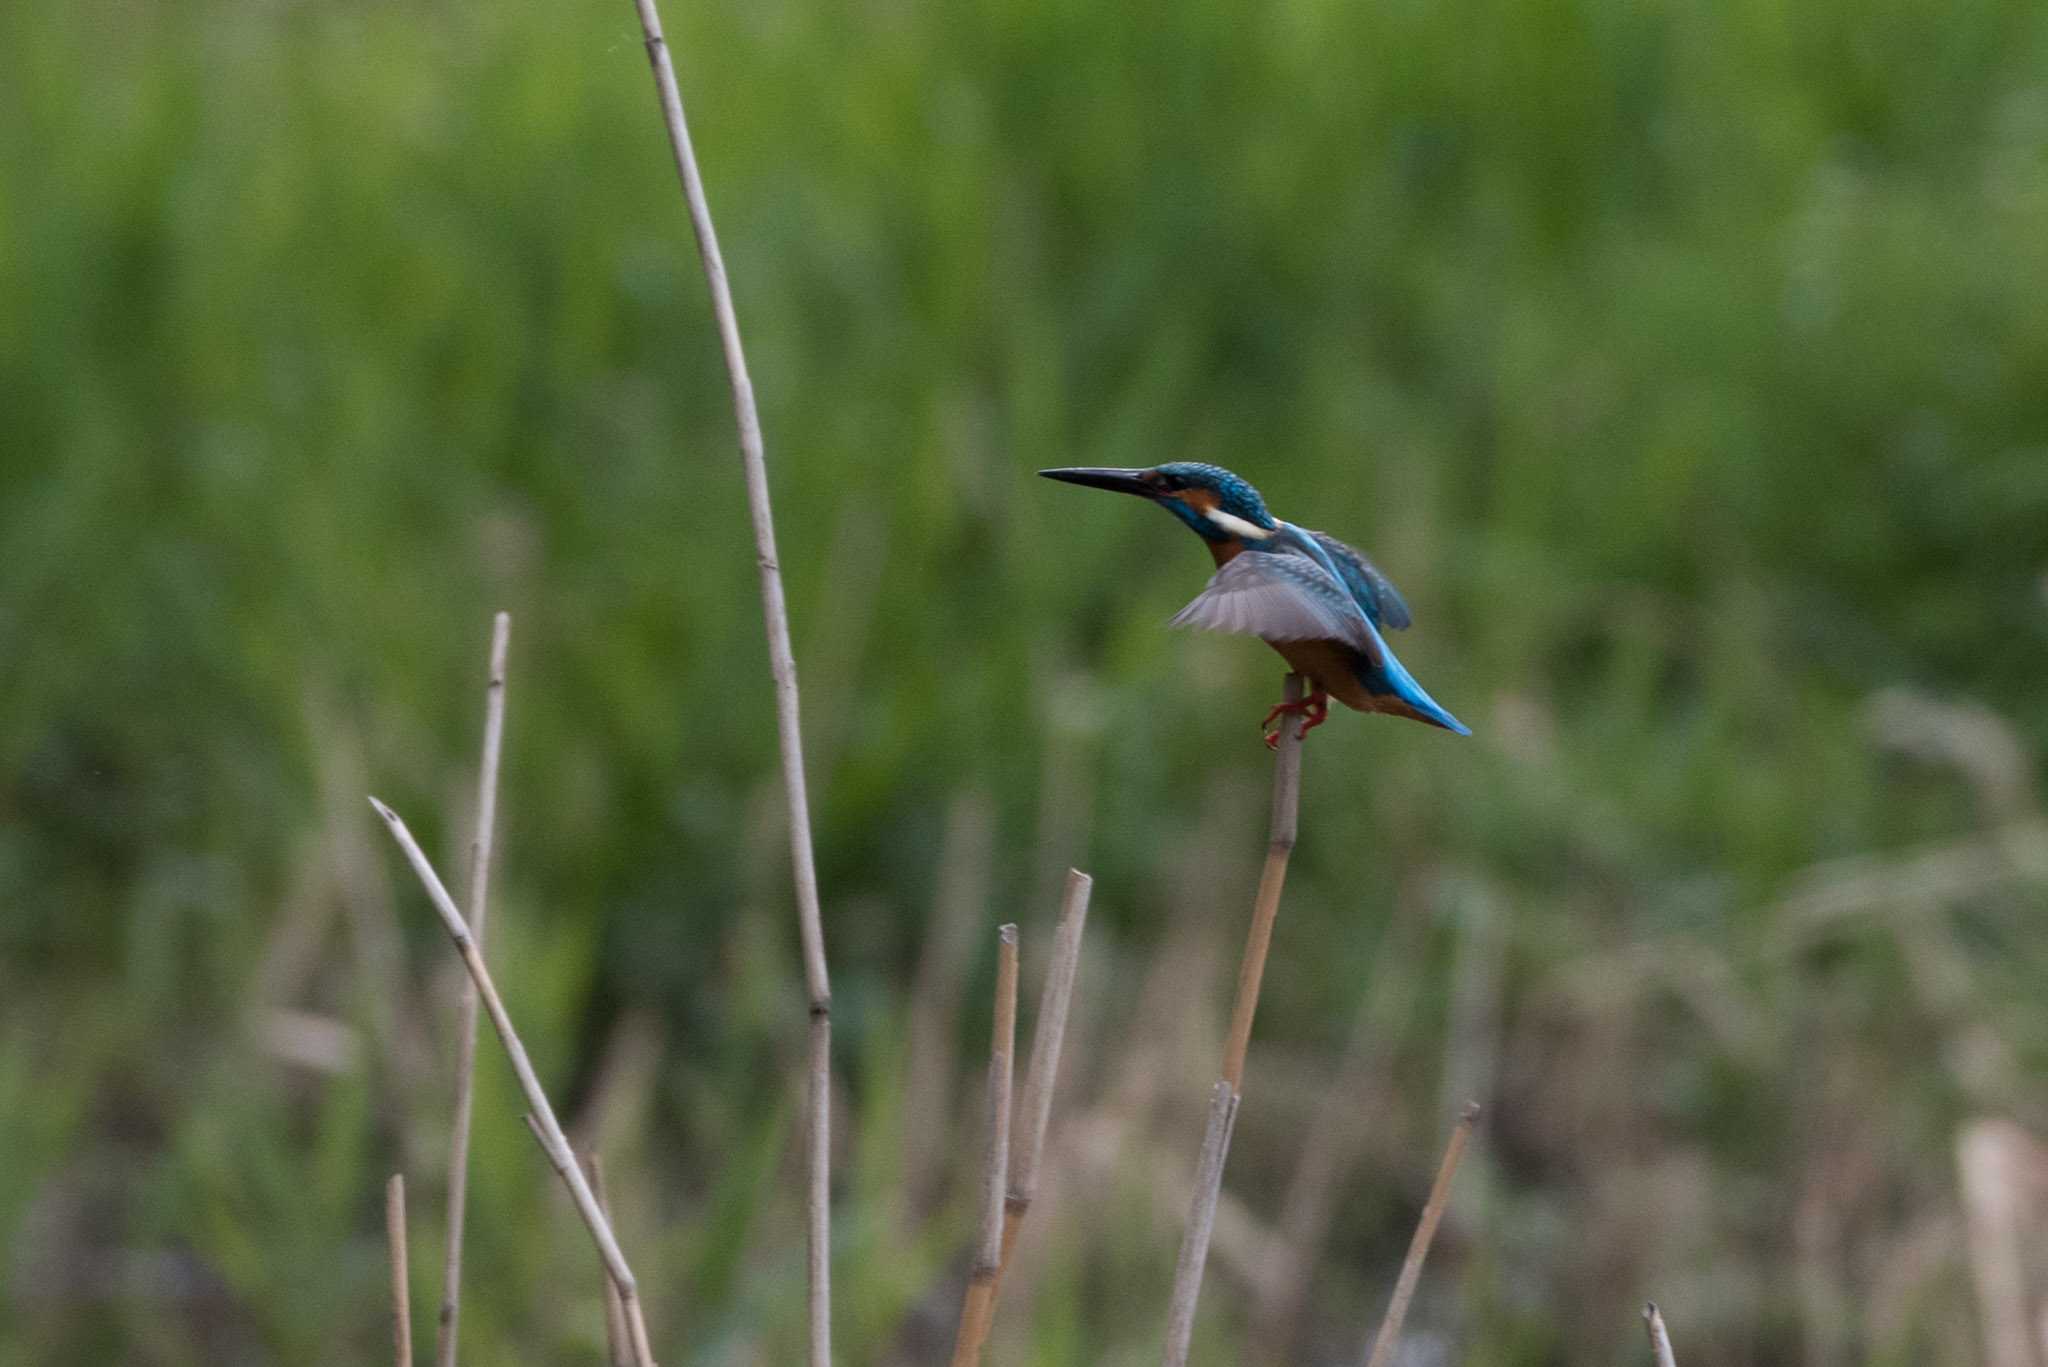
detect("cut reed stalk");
top-left (621, 6), bottom-right (834, 1360)
top-left (438, 610), bottom-right (509, 1367)
top-left (1643, 1302), bottom-right (1679, 1367)
top-left (371, 798), bottom-right (657, 1367)
top-left (950, 924), bottom-right (1021, 1367)
top-left (996, 869), bottom-right (1093, 1284)
top-left (1361, 1101), bottom-right (1481, 1367)
top-left (387, 1174), bottom-right (412, 1367)
top-left (1162, 673), bottom-right (1305, 1367)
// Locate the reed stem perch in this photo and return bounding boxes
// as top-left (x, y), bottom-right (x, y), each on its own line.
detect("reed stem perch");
top-left (1221, 673), bottom-right (1305, 1091)
top-left (370, 797), bottom-right (658, 1367)
top-left (1362, 1101), bottom-right (1482, 1367)
top-left (1163, 673), bottom-right (1305, 1367)
top-left (438, 611), bottom-right (509, 1367)
top-left (622, 4), bottom-right (834, 1360)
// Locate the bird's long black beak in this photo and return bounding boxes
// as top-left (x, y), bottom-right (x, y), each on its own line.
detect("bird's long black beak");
top-left (1038, 467), bottom-right (1154, 498)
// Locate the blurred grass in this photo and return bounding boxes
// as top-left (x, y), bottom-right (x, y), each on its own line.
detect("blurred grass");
top-left (4, 0), bottom-right (2048, 1360)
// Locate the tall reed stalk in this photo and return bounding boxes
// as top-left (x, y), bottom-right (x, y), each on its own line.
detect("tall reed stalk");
top-left (437, 611), bottom-right (509, 1367)
top-left (620, 6), bottom-right (835, 1360)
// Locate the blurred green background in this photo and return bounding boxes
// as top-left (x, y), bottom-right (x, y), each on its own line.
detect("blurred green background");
top-left (6, 0), bottom-right (2048, 1361)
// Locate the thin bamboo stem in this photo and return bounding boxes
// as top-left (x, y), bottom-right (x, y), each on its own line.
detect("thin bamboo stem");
top-left (1643, 1302), bottom-right (1679, 1367)
top-left (371, 798), bottom-right (657, 1367)
top-left (950, 925), bottom-right (1021, 1367)
top-left (1361, 1102), bottom-right (1482, 1367)
top-left (387, 1174), bottom-right (413, 1367)
top-left (622, 8), bottom-right (833, 1361)
top-left (1163, 674), bottom-right (1305, 1367)
top-left (438, 611), bottom-right (509, 1367)
top-left (994, 869), bottom-right (1093, 1284)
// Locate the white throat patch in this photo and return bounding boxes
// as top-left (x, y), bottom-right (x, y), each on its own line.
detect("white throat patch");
top-left (1204, 507), bottom-right (1274, 540)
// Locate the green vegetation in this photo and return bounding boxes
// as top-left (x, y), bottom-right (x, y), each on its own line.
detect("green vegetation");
top-left (4, 0), bottom-right (2048, 1360)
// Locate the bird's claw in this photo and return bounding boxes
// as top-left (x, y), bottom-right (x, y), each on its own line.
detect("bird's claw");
top-left (1260, 693), bottom-right (1330, 750)
top-left (1260, 698), bottom-right (1309, 737)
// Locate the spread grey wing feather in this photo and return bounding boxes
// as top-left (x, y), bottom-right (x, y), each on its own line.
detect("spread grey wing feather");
top-left (1169, 552), bottom-right (1383, 666)
top-left (1303, 530), bottom-right (1413, 630)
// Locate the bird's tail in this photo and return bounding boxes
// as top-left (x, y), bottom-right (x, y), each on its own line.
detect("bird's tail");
top-left (1363, 646), bottom-right (1471, 736)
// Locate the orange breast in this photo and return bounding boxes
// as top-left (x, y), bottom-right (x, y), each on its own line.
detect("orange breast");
top-left (1270, 639), bottom-right (1374, 712)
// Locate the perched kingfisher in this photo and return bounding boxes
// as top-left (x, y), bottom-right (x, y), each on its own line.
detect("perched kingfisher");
top-left (1040, 462), bottom-right (1469, 745)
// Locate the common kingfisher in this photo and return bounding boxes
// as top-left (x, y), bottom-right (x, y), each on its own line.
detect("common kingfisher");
top-left (1040, 462), bottom-right (1469, 746)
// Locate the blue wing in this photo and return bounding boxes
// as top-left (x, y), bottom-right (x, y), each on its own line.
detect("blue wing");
top-left (1168, 549), bottom-right (1387, 668)
top-left (1297, 528), bottom-right (1412, 630)
top-left (1173, 538), bottom-right (1470, 737)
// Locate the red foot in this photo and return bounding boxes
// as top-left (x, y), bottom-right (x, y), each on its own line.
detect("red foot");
top-left (1260, 698), bottom-right (1310, 737)
top-left (1261, 689), bottom-right (1330, 750)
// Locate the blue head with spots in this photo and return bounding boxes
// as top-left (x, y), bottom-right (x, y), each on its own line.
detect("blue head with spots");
top-left (1038, 462), bottom-right (1277, 543)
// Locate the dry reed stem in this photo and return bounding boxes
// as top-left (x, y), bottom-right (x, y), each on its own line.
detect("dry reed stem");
top-left (387, 1174), bottom-right (412, 1367)
top-left (587, 1152), bottom-right (633, 1367)
top-left (1161, 1081), bottom-right (1242, 1367)
top-left (370, 799), bottom-right (657, 1367)
top-left (1221, 674), bottom-right (1305, 1090)
top-left (438, 611), bottom-right (509, 1367)
top-left (995, 869), bottom-right (1093, 1283)
top-left (1362, 1101), bottom-right (1482, 1367)
top-left (951, 924), bottom-right (1021, 1367)
top-left (623, 6), bottom-right (833, 1359)
top-left (1643, 1302), bottom-right (1679, 1367)
top-left (1163, 674), bottom-right (1305, 1367)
